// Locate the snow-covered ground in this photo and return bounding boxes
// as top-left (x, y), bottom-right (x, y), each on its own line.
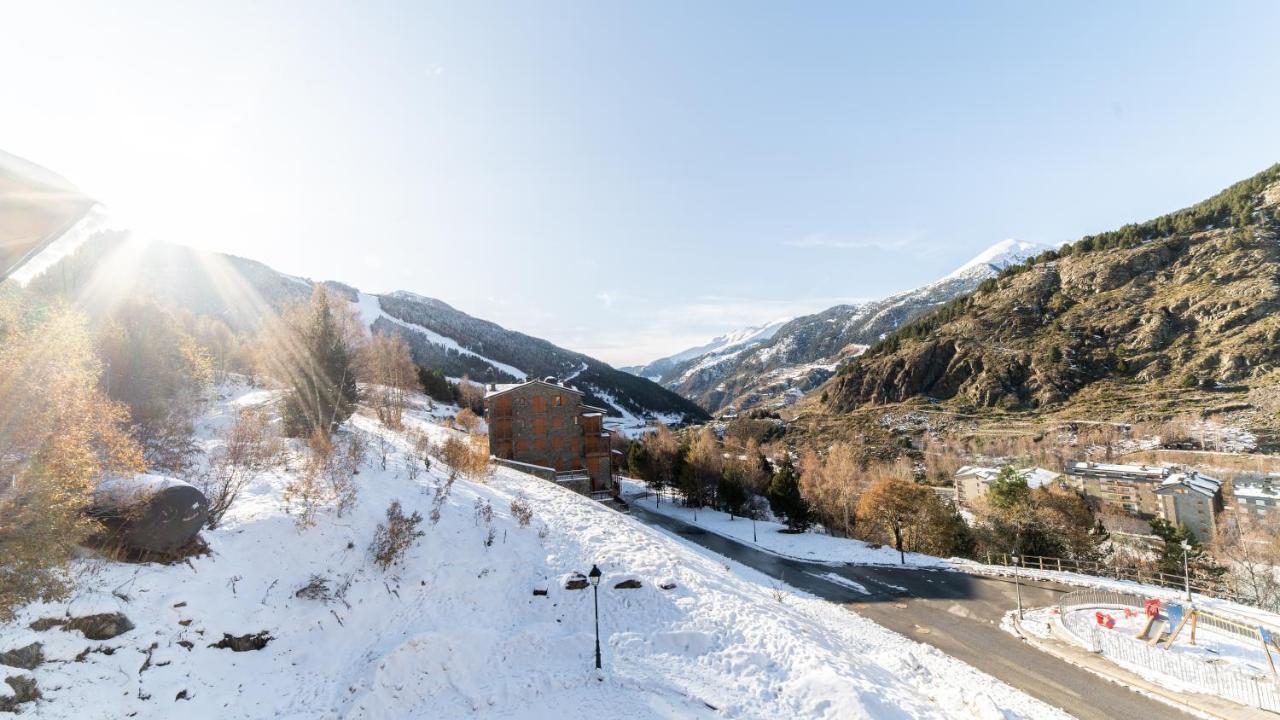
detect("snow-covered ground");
top-left (620, 479), bottom-right (949, 568)
top-left (0, 386), bottom-right (1068, 719)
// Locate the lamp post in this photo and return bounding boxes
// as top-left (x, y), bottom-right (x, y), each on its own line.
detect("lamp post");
top-left (1181, 540), bottom-right (1192, 602)
top-left (1011, 552), bottom-right (1024, 620)
top-left (588, 564), bottom-right (602, 675)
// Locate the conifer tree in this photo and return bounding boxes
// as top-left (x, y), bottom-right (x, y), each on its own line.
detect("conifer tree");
top-left (278, 287), bottom-right (360, 436)
top-left (767, 456), bottom-right (810, 531)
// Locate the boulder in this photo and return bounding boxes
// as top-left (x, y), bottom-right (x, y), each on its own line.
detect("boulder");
top-left (65, 613), bottom-right (135, 641)
top-left (90, 474), bottom-right (209, 554)
top-left (0, 643), bottom-right (42, 671)
top-left (658, 581), bottom-right (678, 591)
top-left (0, 676), bottom-right (39, 712)
top-left (613, 579), bottom-right (642, 590)
top-left (563, 573), bottom-right (589, 590)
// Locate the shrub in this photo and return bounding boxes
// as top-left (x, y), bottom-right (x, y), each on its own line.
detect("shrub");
top-left (510, 496), bottom-right (534, 527)
top-left (370, 500), bottom-right (425, 570)
top-left (198, 408), bottom-right (282, 528)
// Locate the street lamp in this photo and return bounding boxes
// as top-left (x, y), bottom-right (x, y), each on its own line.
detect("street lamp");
top-left (588, 564), bottom-right (603, 675)
top-left (1011, 552), bottom-right (1024, 620)
top-left (1180, 540), bottom-right (1192, 602)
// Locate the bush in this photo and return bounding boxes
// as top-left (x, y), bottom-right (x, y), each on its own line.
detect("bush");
top-left (198, 408), bottom-right (282, 528)
top-left (434, 434), bottom-right (490, 481)
top-left (510, 495), bottom-right (534, 527)
top-left (454, 408), bottom-right (482, 434)
top-left (370, 500), bottom-right (425, 570)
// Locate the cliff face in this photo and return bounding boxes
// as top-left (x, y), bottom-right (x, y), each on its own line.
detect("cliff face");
top-left (823, 166), bottom-right (1280, 419)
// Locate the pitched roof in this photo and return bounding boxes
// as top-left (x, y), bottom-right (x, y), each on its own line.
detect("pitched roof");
top-left (483, 378), bottom-right (584, 400)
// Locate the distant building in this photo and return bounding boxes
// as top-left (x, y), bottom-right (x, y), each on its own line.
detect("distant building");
top-left (485, 378), bottom-right (612, 494)
top-left (954, 465), bottom-right (1061, 507)
top-left (1062, 461), bottom-right (1173, 516)
top-left (1227, 473), bottom-right (1280, 526)
top-left (1154, 471), bottom-right (1223, 543)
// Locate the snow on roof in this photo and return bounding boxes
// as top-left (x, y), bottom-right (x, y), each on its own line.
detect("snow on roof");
top-left (955, 465), bottom-right (1060, 489)
top-left (1158, 471), bottom-right (1222, 497)
top-left (1066, 461), bottom-right (1171, 478)
top-left (483, 379), bottom-right (584, 399)
top-left (1233, 482), bottom-right (1280, 500)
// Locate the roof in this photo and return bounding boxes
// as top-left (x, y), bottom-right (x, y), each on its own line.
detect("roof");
top-left (1157, 471), bottom-right (1222, 497)
top-left (1064, 461), bottom-right (1171, 480)
top-left (484, 379), bottom-right (584, 400)
top-left (1233, 482), bottom-right (1280, 500)
top-left (955, 465), bottom-right (1060, 489)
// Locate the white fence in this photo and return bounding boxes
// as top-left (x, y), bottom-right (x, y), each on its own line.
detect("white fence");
top-left (1058, 590), bottom-right (1280, 711)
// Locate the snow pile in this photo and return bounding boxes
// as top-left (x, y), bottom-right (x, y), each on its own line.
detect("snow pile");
top-left (0, 387), bottom-right (1070, 719)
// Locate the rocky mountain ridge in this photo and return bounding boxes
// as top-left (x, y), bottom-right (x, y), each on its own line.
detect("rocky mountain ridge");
top-left (817, 164), bottom-right (1280, 435)
top-left (636, 239), bottom-right (1047, 415)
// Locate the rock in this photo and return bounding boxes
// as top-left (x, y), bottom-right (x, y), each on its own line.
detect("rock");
top-left (209, 632), bottom-right (272, 652)
top-left (532, 589), bottom-right (548, 596)
top-left (658, 582), bottom-right (677, 591)
top-left (28, 618), bottom-right (64, 632)
top-left (0, 643), bottom-right (42, 671)
top-left (563, 573), bottom-right (589, 590)
top-left (65, 613), bottom-right (135, 641)
top-left (613, 579), bottom-right (642, 590)
top-left (0, 676), bottom-right (39, 712)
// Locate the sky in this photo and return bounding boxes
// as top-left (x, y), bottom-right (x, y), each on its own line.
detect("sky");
top-left (3, 2), bottom-right (1280, 366)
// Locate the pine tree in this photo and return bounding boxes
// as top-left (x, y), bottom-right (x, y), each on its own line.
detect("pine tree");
top-left (767, 456), bottom-right (810, 532)
top-left (280, 288), bottom-right (360, 436)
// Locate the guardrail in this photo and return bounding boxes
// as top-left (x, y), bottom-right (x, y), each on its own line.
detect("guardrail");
top-left (1056, 589), bottom-right (1280, 712)
top-left (988, 552), bottom-right (1236, 603)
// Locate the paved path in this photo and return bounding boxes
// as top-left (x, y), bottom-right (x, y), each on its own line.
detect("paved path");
top-left (629, 503), bottom-right (1197, 720)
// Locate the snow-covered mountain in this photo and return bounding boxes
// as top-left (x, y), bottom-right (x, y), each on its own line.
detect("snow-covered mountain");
top-left (649, 240), bottom-right (1051, 415)
top-left (621, 318), bottom-right (790, 381)
top-left (27, 232), bottom-right (709, 426)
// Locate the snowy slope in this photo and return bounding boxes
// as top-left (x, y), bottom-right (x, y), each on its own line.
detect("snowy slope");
top-left (624, 319), bottom-right (792, 380)
top-left (355, 292), bottom-right (528, 380)
top-left (940, 239), bottom-right (1047, 281)
top-left (0, 387), bottom-right (1067, 719)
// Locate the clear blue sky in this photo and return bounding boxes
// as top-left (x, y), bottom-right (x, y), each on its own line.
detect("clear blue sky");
top-left (4, 1), bottom-right (1279, 364)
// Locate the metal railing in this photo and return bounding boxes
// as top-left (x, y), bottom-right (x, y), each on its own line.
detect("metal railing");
top-left (1055, 590), bottom-right (1280, 711)
top-left (988, 552), bottom-right (1236, 602)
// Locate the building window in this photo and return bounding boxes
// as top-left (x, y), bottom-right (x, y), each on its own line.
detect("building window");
top-left (554, 395), bottom-right (563, 407)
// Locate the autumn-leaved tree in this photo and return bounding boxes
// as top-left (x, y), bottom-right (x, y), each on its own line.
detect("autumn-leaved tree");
top-left (97, 298), bottom-right (213, 471)
top-left (359, 332), bottom-right (420, 429)
top-left (0, 296), bottom-right (144, 620)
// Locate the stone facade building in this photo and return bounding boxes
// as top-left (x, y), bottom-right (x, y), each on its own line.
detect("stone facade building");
top-left (1062, 461), bottom-right (1172, 516)
top-left (485, 378), bottom-right (612, 493)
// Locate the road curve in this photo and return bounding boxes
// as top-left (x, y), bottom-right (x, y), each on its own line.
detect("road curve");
top-left (628, 503), bottom-right (1196, 720)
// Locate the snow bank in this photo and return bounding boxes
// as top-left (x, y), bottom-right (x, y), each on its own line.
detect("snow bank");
top-left (622, 479), bottom-right (950, 568)
top-left (0, 387), bottom-right (1064, 719)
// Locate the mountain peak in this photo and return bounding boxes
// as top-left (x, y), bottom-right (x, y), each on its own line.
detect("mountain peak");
top-left (943, 239), bottom-right (1049, 281)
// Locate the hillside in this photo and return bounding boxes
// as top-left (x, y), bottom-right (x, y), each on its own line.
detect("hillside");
top-left (621, 318), bottom-right (791, 382)
top-left (26, 233), bottom-right (709, 427)
top-left (0, 386), bottom-right (1065, 719)
top-left (816, 164), bottom-right (1280, 442)
top-left (640, 240), bottom-right (1046, 415)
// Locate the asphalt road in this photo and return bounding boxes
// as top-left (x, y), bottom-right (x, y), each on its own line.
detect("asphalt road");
top-left (629, 503), bottom-right (1196, 720)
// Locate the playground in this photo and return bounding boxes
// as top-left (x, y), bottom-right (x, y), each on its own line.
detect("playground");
top-left (1017, 590), bottom-right (1280, 711)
